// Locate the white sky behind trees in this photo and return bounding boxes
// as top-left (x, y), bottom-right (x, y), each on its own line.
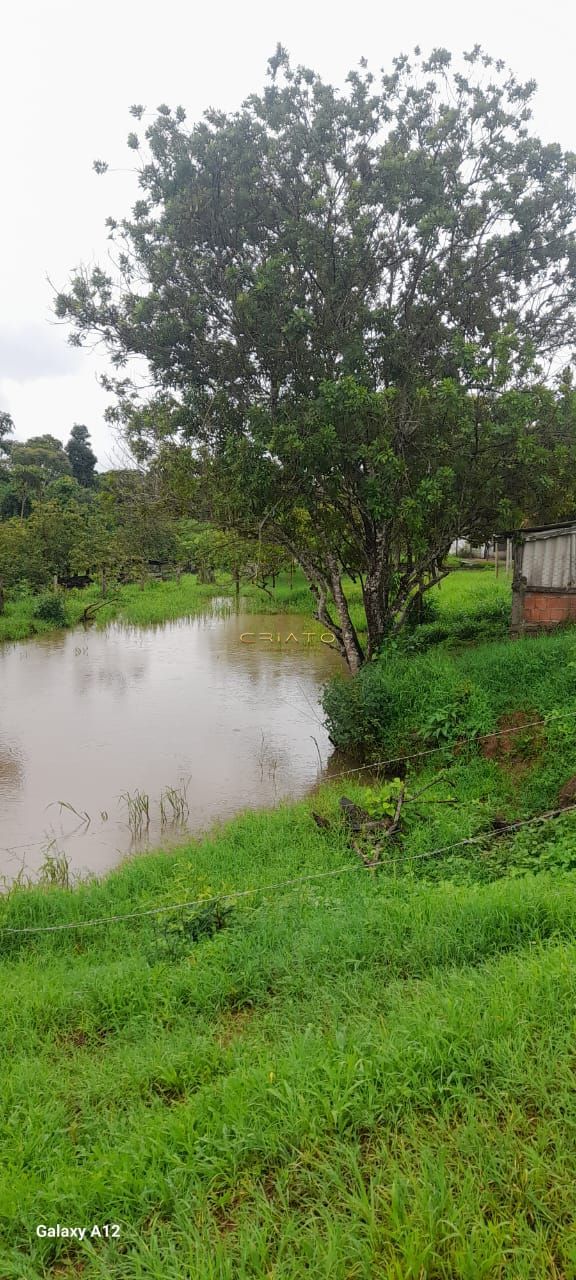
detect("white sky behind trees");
top-left (1, 0), bottom-right (574, 469)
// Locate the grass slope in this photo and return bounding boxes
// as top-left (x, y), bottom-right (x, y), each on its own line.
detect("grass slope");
top-left (324, 617), bottom-right (576, 760)
top-left (3, 699), bottom-right (576, 1276)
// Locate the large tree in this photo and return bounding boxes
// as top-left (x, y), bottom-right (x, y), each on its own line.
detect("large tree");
top-left (56, 47), bottom-right (576, 668)
top-left (65, 423), bottom-right (97, 487)
top-left (6, 434), bottom-right (71, 518)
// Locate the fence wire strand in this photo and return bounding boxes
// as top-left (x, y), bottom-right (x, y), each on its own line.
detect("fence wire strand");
top-left (2, 705), bottom-right (574, 858)
top-left (2, 802), bottom-right (576, 938)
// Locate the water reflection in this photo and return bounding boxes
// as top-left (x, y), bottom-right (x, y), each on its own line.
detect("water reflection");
top-left (0, 612), bottom-right (344, 880)
top-left (74, 659), bottom-right (149, 697)
top-left (0, 743), bottom-right (24, 794)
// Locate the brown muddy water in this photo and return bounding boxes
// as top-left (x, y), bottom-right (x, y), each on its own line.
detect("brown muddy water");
top-left (0, 608), bottom-right (345, 882)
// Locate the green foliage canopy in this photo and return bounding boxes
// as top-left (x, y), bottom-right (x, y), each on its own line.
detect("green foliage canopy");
top-left (55, 47), bottom-right (576, 666)
top-left (65, 423), bottom-right (97, 487)
top-left (5, 434), bottom-right (71, 517)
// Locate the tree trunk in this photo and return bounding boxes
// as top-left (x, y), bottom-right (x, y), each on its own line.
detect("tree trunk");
top-left (281, 542), bottom-right (349, 665)
top-left (362, 571), bottom-right (389, 659)
top-left (351, 524), bottom-right (393, 659)
top-left (274, 536), bottom-right (365, 671)
top-left (325, 554), bottom-right (365, 673)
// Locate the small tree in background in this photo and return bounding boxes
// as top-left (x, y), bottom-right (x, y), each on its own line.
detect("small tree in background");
top-left (0, 411), bottom-right (13, 462)
top-left (0, 412), bottom-right (15, 534)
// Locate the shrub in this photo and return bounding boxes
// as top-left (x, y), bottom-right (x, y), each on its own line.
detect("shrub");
top-left (323, 630), bottom-right (576, 759)
top-left (405, 592), bottom-right (440, 628)
top-left (32, 592), bottom-right (67, 627)
top-left (322, 652), bottom-right (480, 756)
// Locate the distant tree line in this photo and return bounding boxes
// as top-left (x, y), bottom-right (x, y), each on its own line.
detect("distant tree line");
top-left (0, 414), bottom-right (290, 605)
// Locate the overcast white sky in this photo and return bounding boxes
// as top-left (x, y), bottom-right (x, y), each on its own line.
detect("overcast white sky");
top-left (1, 0), bottom-right (574, 468)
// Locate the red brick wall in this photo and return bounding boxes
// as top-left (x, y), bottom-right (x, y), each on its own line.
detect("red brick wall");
top-left (522, 590), bottom-right (576, 628)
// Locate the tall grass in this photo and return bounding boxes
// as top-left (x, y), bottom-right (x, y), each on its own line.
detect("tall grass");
top-left (431, 564), bottom-right (511, 614)
top-left (0, 572), bottom-right (316, 645)
top-left (0, 575), bottom-right (231, 644)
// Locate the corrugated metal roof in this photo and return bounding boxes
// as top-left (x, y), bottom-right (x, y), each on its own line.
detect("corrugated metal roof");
top-left (505, 518), bottom-right (576, 536)
top-left (521, 528), bottom-right (576, 588)
top-left (523, 524), bottom-right (576, 543)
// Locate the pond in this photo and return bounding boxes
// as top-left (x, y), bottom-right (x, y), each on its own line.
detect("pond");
top-left (0, 607), bottom-right (345, 881)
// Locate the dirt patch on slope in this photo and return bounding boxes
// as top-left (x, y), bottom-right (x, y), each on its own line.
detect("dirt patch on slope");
top-left (480, 710), bottom-right (545, 776)
top-left (558, 775), bottom-right (576, 809)
top-left (216, 1007), bottom-right (255, 1048)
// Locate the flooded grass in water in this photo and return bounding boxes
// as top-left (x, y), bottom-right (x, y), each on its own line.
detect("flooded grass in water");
top-left (159, 779), bottom-right (190, 829)
top-left (119, 789), bottom-right (151, 840)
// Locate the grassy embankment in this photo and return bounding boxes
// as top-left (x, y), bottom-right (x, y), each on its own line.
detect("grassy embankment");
top-left (4, 573), bottom-right (576, 1276)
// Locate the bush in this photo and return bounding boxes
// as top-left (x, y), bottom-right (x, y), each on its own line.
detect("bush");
top-left (32, 592), bottom-right (67, 626)
top-left (405, 592), bottom-right (440, 628)
top-left (323, 629), bottom-right (576, 758)
top-left (323, 654), bottom-right (494, 757)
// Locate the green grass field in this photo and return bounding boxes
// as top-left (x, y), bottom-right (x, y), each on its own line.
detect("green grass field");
top-left (0, 571), bottom-right (319, 645)
top-left (4, 584), bottom-right (576, 1275)
top-left (0, 563), bottom-right (510, 649)
top-left (432, 564), bottom-right (510, 613)
top-left (0, 576), bottom-right (233, 644)
top-left (3, 798), bottom-right (576, 1276)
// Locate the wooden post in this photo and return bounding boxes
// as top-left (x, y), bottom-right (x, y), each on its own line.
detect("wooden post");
top-left (495, 540), bottom-right (499, 577)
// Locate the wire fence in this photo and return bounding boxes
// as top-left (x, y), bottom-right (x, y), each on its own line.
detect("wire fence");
top-left (2, 801), bottom-right (576, 938)
top-left (319, 708), bottom-right (563, 782)
top-left (2, 702), bottom-right (574, 859)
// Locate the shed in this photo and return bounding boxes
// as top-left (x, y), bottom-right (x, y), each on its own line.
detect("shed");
top-left (510, 519), bottom-right (576, 634)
